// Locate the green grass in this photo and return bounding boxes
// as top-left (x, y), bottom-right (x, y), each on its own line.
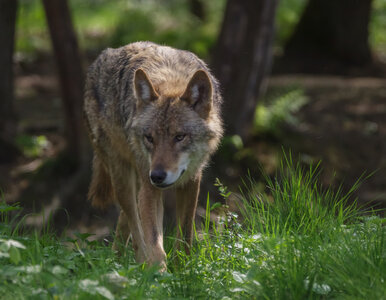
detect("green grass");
top-left (0, 158), bottom-right (385, 299)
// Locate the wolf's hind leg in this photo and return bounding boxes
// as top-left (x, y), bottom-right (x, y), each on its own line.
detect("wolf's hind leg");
top-left (112, 210), bottom-right (131, 253)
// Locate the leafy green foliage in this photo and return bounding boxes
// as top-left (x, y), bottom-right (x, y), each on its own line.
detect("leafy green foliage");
top-left (254, 88), bottom-right (308, 136)
top-left (15, 0), bottom-right (386, 60)
top-left (16, 0), bottom-right (226, 59)
top-left (0, 239), bottom-right (26, 264)
top-left (106, 1), bottom-right (223, 59)
top-left (16, 0), bottom-right (51, 54)
top-left (275, 0), bottom-right (308, 49)
top-left (370, 0), bottom-right (386, 49)
top-left (15, 134), bottom-right (49, 158)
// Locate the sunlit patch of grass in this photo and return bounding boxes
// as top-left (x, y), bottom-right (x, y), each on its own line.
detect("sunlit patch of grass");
top-left (0, 156), bottom-right (384, 299)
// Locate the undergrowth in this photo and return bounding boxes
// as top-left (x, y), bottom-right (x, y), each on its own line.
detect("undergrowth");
top-left (0, 157), bottom-right (384, 299)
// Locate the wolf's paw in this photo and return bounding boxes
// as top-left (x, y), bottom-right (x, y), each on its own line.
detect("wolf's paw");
top-left (147, 248), bottom-right (167, 272)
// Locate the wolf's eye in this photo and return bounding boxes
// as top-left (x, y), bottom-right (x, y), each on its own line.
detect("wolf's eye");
top-left (144, 135), bottom-right (154, 144)
top-left (174, 134), bottom-right (186, 142)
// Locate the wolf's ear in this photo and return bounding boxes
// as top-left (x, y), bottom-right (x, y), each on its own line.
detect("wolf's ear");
top-left (134, 69), bottom-right (158, 104)
top-left (181, 70), bottom-right (213, 119)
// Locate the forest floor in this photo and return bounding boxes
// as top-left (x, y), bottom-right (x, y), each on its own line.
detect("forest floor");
top-left (1, 54), bottom-right (385, 236)
top-left (268, 74), bottom-right (386, 211)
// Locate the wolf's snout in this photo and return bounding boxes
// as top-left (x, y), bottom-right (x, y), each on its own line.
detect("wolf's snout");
top-left (150, 170), bottom-right (167, 185)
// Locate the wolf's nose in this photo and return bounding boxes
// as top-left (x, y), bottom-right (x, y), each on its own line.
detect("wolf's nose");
top-left (150, 170), bottom-right (167, 184)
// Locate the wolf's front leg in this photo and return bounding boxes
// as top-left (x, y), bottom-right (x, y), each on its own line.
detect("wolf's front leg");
top-left (175, 175), bottom-right (201, 254)
top-left (138, 180), bottom-right (166, 270)
top-left (109, 161), bottom-right (148, 263)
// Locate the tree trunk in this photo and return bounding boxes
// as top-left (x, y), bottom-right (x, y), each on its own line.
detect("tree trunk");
top-left (189, 0), bottom-right (205, 21)
top-left (42, 0), bottom-right (85, 164)
top-left (212, 0), bottom-right (278, 140)
top-left (0, 0), bottom-right (19, 162)
top-left (285, 0), bottom-right (373, 66)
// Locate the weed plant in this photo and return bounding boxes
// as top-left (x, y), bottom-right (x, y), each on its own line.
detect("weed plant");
top-left (0, 157), bottom-right (384, 299)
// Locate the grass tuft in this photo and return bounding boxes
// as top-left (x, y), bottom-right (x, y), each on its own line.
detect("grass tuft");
top-left (240, 153), bottom-right (361, 237)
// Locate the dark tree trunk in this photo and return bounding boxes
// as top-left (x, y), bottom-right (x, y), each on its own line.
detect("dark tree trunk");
top-left (42, 0), bottom-right (85, 164)
top-left (189, 0), bottom-right (206, 21)
top-left (212, 0), bottom-right (278, 140)
top-left (0, 0), bottom-right (19, 162)
top-left (285, 0), bottom-right (373, 66)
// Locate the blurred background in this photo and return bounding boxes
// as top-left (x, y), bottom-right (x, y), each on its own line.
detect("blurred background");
top-left (0, 0), bottom-right (385, 236)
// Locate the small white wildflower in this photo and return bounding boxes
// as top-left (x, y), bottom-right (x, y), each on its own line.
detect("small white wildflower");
top-left (252, 280), bottom-right (261, 287)
top-left (304, 279), bottom-right (331, 295)
top-left (232, 271), bottom-right (247, 283)
top-left (252, 233), bottom-right (263, 241)
top-left (52, 265), bottom-right (68, 275)
top-left (31, 288), bottom-right (47, 296)
top-left (79, 279), bottom-right (114, 300)
top-left (79, 279), bottom-right (99, 289)
top-left (313, 283), bottom-right (331, 295)
top-left (16, 265), bottom-right (42, 274)
top-left (103, 271), bottom-right (129, 287)
top-left (0, 239), bottom-right (26, 250)
top-left (247, 257), bottom-right (257, 264)
top-left (231, 287), bottom-right (249, 293)
top-left (95, 286), bottom-right (114, 300)
top-left (234, 243), bottom-right (243, 249)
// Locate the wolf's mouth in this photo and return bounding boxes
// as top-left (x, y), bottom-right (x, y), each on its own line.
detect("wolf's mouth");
top-left (153, 169), bottom-right (186, 189)
top-left (155, 183), bottom-right (173, 189)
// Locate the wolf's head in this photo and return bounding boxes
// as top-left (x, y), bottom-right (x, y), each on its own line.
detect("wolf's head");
top-left (131, 68), bottom-right (222, 188)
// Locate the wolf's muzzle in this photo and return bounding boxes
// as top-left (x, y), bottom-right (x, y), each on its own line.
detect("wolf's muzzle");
top-left (149, 168), bottom-right (186, 188)
top-left (150, 170), bottom-right (167, 185)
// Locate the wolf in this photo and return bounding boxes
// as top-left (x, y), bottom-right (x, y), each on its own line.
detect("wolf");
top-left (84, 41), bottom-right (223, 269)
